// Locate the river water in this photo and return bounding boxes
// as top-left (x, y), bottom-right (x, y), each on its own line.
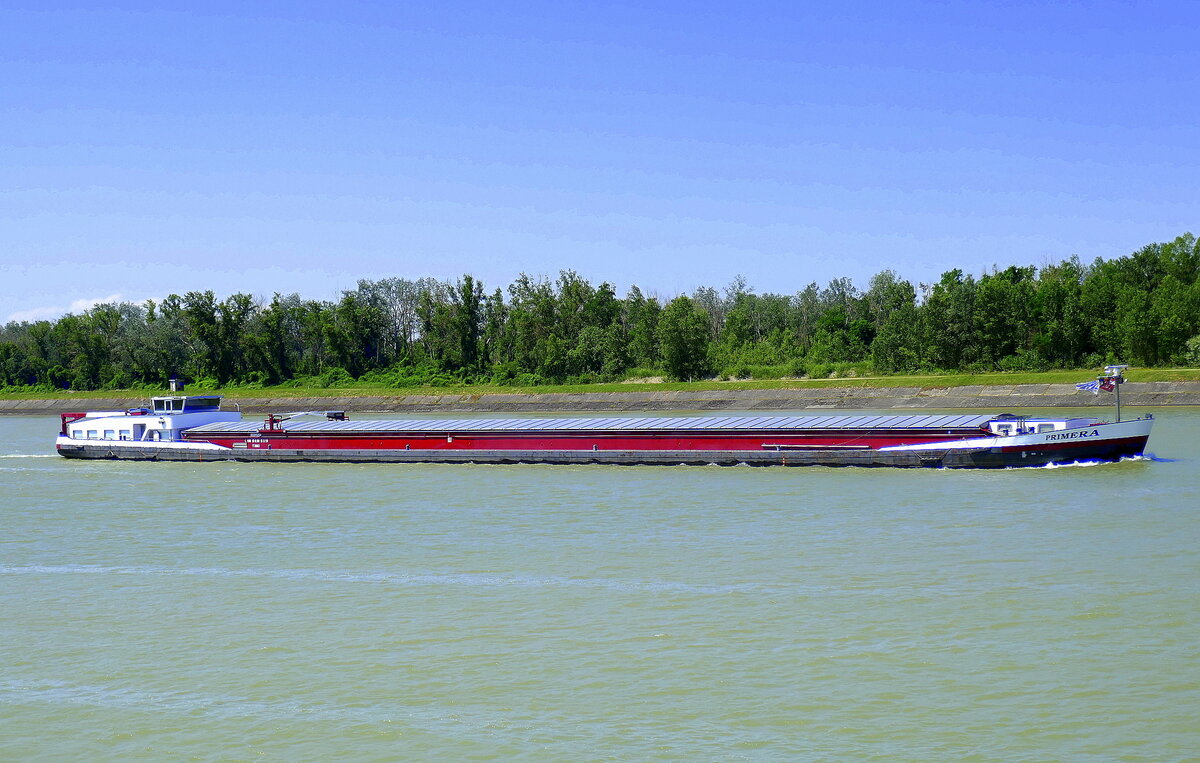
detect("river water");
top-left (2, 407), bottom-right (1197, 760)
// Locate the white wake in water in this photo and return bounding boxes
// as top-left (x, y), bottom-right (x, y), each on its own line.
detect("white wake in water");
top-left (0, 454), bottom-right (57, 458)
top-left (1035, 455), bottom-right (1149, 469)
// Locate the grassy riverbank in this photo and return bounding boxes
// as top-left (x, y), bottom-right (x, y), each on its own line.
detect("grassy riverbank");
top-left (5, 368), bottom-right (1200, 401)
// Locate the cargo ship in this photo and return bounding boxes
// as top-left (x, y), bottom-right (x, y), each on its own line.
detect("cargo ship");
top-left (54, 394), bottom-right (1153, 468)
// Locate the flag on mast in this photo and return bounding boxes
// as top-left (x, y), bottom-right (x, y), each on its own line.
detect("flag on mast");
top-left (1077, 364), bottom-right (1125, 395)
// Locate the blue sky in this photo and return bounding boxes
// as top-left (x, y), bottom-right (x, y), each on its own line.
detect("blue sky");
top-left (3, 0), bottom-right (1197, 321)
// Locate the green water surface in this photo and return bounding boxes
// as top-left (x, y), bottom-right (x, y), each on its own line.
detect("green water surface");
top-left (2, 408), bottom-right (1197, 760)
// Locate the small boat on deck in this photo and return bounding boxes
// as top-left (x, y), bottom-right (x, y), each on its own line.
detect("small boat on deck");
top-left (54, 396), bottom-right (1153, 469)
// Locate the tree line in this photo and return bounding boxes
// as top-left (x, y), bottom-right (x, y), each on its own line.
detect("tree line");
top-left (2, 233), bottom-right (1198, 391)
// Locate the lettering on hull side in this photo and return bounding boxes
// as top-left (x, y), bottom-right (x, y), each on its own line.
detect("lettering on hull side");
top-left (1045, 429), bottom-right (1101, 442)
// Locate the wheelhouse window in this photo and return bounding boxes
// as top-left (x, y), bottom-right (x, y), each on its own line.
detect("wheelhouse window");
top-left (183, 397), bottom-right (220, 412)
top-left (86, 429), bottom-right (98, 439)
top-left (152, 397), bottom-right (208, 413)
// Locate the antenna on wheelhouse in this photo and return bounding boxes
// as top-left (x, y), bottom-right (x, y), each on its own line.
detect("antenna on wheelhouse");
top-left (1102, 365), bottom-right (1128, 422)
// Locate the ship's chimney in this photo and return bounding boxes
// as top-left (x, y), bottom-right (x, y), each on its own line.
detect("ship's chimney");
top-left (169, 376), bottom-right (185, 393)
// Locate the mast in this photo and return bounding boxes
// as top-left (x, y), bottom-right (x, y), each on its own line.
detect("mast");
top-left (1103, 365), bottom-right (1128, 422)
top-left (1115, 374), bottom-right (1121, 422)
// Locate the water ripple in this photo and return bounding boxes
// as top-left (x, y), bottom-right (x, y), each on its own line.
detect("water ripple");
top-left (0, 679), bottom-right (532, 743)
top-left (0, 563), bottom-right (771, 595)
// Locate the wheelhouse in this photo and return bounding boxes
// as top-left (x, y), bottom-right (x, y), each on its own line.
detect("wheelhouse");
top-left (150, 395), bottom-right (222, 413)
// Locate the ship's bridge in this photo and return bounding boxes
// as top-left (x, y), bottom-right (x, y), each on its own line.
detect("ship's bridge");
top-left (60, 394), bottom-right (237, 443)
top-left (150, 395), bottom-right (223, 414)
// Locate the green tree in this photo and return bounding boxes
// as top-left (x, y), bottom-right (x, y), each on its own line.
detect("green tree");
top-left (658, 296), bottom-right (711, 380)
top-left (181, 291), bottom-right (220, 381)
top-left (871, 304), bottom-right (921, 373)
top-left (623, 286), bottom-right (660, 368)
top-left (451, 274), bottom-right (485, 374)
top-left (974, 266), bottom-right (1035, 365)
top-left (1030, 257), bottom-right (1086, 366)
top-left (921, 270), bottom-right (979, 369)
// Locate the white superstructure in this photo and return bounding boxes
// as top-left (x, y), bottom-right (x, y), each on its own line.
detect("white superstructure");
top-left (57, 395), bottom-right (240, 444)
